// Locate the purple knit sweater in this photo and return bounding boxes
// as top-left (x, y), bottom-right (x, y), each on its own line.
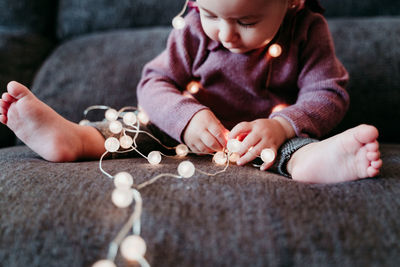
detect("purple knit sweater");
top-left (137, 7), bottom-right (349, 143)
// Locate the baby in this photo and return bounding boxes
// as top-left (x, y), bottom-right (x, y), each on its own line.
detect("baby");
top-left (0, 0), bottom-right (382, 183)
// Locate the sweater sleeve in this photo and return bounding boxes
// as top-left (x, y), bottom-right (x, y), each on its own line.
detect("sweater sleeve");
top-left (269, 13), bottom-right (349, 138)
top-left (136, 15), bottom-right (208, 143)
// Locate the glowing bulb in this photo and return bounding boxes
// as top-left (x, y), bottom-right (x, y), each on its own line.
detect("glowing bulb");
top-left (268, 44), bottom-right (282, 58)
top-left (114, 172), bottom-right (134, 189)
top-left (92, 259), bottom-right (117, 267)
top-left (261, 148), bottom-right (276, 164)
top-left (175, 144), bottom-right (189, 157)
top-left (138, 111), bottom-right (149, 125)
top-left (123, 112), bottom-right (137, 125)
top-left (213, 151), bottom-right (227, 165)
top-left (177, 161), bottom-right (195, 178)
top-left (120, 235), bottom-right (147, 262)
top-left (120, 135), bottom-right (133, 149)
top-left (111, 188), bottom-right (133, 208)
top-left (104, 137), bottom-right (120, 152)
top-left (109, 120), bottom-right (123, 134)
top-left (79, 119), bottom-right (90, 126)
top-left (147, 151), bottom-right (162, 165)
top-left (172, 16), bottom-right (186, 29)
top-left (186, 81), bottom-right (200, 94)
top-left (271, 104), bottom-right (288, 113)
top-left (105, 108), bottom-right (119, 121)
top-left (227, 139), bottom-right (242, 153)
top-left (229, 152), bottom-right (240, 163)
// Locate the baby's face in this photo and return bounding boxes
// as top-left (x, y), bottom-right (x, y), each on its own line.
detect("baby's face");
top-left (197, 0), bottom-right (288, 54)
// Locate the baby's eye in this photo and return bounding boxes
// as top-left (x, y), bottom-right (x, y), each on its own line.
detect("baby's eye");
top-left (238, 20), bottom-right (258, 27)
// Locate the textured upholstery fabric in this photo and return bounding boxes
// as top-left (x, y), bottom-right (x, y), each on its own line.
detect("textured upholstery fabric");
top-left (32, 28), bottom-right (169, 123)
top-left (0, 145), bottom-right (399, 267)
top-left (56, 0), bottom-right (185, 40)
top-left (321, 0), bottom-right (400, 17)
top-left (0, 0), bottom-right (57, 35)
top-left (0, 30), bottom-right (54, 147)
top-left (327, 18), bottom-right (400, 142)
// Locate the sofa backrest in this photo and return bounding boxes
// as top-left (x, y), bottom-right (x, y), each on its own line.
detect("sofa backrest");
top-left (56, 0), bottom-right (186, 40)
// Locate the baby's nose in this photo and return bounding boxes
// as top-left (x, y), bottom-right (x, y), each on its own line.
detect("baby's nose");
top-left (218, 21), bottom-right (238, 43)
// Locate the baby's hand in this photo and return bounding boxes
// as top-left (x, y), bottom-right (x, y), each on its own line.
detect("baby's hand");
top-left (229, 117), bottom-right (294, 170)
top-left (183, 109), bottom-right (228, 154)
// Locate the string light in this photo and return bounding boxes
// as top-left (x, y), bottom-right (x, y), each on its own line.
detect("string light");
top-left (175, 144), bottom-right (189, 157)
top-left (268, 44), bottom-right (282, 58)
top-left (137, 111), bottom-right (150, 125)
top-left (109, 121), bottom-right (123, 134)
top-left (114, 172), bottom-right (134, 189)
top-left (261, 148), bottom-right (276, 164)
top-left (92, 260), bottom-right (117, 267)
top-left (177, 161), bottom-right (195, 178)
top-left (105, 108), bottom-right (119, 121)
top-left (119, 135), bottom-right (133, 149)
top-left (172, 0), bottom-right (189, 29)
top-left (112, 188), bottom-right (134, 208)
top-left (213, 151), bottom-right (227, 165)
top-left (120, 235), bottom-right (147, 262)
top-left (83, 104), bottom-right (275, 267)
top-left (147, 151), bottom-right (162, 165)
top-left (227, 139), bottom-right (242, 153)
top-left (186, 81), bottom-right (201, 94)
top-left (271, 104), bottom-right (288, 113)
top-left (105, 137), bottom-right (120, 152)
top-left (123, 112), bottom-right (137, 126)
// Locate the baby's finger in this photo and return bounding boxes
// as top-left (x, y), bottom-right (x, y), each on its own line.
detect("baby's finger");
top-left (208, 123), bottom-right (228, 148)
top-left (236, 143), bottom-right (263, 166)
top-left (201, 131), bottom-right (223, 151)
top-left (237, 133), bottom-right (259, 156)
top-left (229, 122), bottom-right (251, 139)
top-left (194, 141), bottom-right (214, 155)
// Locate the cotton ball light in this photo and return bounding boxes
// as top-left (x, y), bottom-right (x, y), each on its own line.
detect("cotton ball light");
top-left (120, 235), bottom-right (147, 262)
top-left (213, 151), bottom-right (227, 165)
top-left (268, 44), bottom-right (282, 58)
top-left (227, 139), bottom-right (242, 153)
top-left (261, 148), bottom-right (276, 164)
top-left (114, 172), bottom-right (134, 189)
top-left (229, 152), bottom-right (240, 163)
top-left (111, 188), bottom-right (133, 208)
top-left (177, 161), bottom-right (195, 178)
top-left (120, 135), bottom-right (133, 149)
top-left (104, 137), bottom-right (120, 152)
top-left (186, 81), bottom-right (200, 94)
top-left (147, 151), bottom-right (162, 165)
top-left (175, 144), bottom-right (189, 157)
top-left (109, 120), bottom-right (123, 134)
top-left (123, 112), bottom-right (137, 125)
top-left (137, 111), bottom-right (149, 125)
top-left (105, 108), bottom-right (119, 121)
top-left (172, 16), bottom-right (186, 29)
top-left (92, 259), bottom-right (116, 267)
top-left (79, 119), bottom-right (90, 126)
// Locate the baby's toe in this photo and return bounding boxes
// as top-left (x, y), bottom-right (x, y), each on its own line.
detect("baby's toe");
top-left (367, 151), bottom-right (380, 161)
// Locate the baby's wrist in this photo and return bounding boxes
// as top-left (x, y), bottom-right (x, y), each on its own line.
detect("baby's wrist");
top-left (272, 116), bottom-right (295, 140)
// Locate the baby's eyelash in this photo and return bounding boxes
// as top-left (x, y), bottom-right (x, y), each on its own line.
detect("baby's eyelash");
top-left (238, 21), bottom-right (257, 28)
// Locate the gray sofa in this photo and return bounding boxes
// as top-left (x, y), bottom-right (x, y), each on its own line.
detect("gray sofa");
top-left (1, 0), bottom-right (400, 266)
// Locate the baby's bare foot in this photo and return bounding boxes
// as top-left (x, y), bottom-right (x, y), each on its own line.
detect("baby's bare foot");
top-left (0, 81), bottom-right (105, 162)
top-left (287, 124), bottom-right (382, 183)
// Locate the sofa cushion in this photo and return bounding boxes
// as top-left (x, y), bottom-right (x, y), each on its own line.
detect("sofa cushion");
top-left (31, 28), bottom-right (170, 123)
top-left (0, 144), bottom-right (399, 266)
top-left (321, 0), bottom-right (400, 17)
top-left (56, 0), bottom-right (184, 40)
top-left (0, 29), bottom-right (54, 148)
top-left (327, 17), bottom-right (400, 142)
top-left (0, 0), bottom-right (57, 36)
